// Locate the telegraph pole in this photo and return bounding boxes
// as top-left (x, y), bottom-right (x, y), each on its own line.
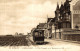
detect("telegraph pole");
top-left (47, 15), bottom-right (49, 38)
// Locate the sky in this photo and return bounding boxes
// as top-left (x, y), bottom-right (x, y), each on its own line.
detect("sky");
top-left (0, 0), bottom-right (67, 35)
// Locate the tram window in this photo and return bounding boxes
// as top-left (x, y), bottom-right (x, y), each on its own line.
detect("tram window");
top-left (39, 32), bottom-right (43, 36)
top-left (35, 32), bottom-right (38, 36)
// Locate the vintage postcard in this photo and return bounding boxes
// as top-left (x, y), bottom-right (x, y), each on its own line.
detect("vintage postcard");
top-left (0, 0), bottom-right (80, 51)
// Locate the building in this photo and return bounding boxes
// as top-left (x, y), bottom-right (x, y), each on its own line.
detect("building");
top-left (52, 0), bottom-right (80, 41)
top-left (53, 0), bottom-right (72, 39)
top-left (71, 0), bottom-right (80, 29)
top-left (47, 18), bottom-right (56, 38)
top-left (37, 23), bottom-right (46, 29)
top-left (60, 0), bottom-right (80, 41)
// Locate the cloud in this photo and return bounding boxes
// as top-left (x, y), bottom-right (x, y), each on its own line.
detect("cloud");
top-left (0, 0), bottom-right (65, 4)
top-left (0, 0), bottom-right (64, 35)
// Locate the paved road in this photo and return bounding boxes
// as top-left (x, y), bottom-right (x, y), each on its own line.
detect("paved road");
top-left (28, 37), bottom-right (80, 51)
top-left (29, 37), bottom-right (80, 46)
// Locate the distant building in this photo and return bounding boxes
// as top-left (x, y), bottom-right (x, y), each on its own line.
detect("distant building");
top-left (51, 18), bottom-right (56, 38)
top-left (37, 23), bottom-right (46, 29)
top-left (47, 18), bottom-right (55, 38)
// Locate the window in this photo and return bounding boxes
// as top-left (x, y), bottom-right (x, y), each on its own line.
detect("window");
top-left (67, 23), bottom-right (71, 28)
top-left (63, 23), bottom-right (66, 28)
top-left (35, 32), bottom-right (38, 36)
top-left (39, 32), bottom-right (43, 36)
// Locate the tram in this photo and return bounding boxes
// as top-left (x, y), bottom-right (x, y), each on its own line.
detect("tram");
top-left (33, 29), bottom-right (44, 43)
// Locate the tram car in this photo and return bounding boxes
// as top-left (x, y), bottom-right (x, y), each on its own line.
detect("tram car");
top-left (33, 29), bottom-right (44, 43)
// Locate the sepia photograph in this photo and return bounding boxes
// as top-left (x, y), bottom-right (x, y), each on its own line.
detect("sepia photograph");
top-left (0, 0), bottom-right (80, 51)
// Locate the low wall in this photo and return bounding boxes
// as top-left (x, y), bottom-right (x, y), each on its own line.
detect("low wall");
top-left (62, 34), bottom-right (80, 41)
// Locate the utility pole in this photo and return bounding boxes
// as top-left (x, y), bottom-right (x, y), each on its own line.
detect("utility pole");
top-left (46, 15), bottom-right (49, 38)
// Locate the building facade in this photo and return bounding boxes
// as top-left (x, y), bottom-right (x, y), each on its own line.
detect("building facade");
top-left (71, 0), bottom-right (80, 29)
top-left (53, 0), bottom-right (80, 41)
top-left (53, 0), bottom-right (72, 39)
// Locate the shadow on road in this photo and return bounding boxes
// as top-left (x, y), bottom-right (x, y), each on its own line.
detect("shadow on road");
top-left (35, 41), bottom-right (50, 45)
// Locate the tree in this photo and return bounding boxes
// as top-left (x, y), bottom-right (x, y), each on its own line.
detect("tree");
top-left (15, 32), bottom-right (18, 35)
